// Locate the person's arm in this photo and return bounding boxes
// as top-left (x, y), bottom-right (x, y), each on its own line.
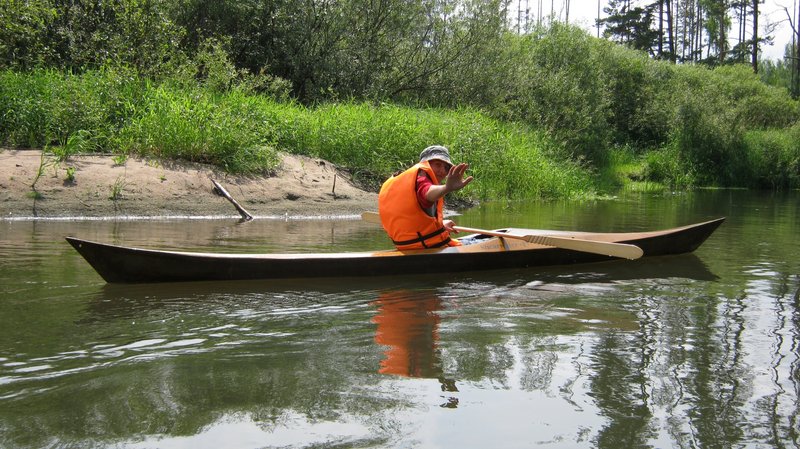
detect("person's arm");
top-left (416, 173), bottom-right (435, 209)
top-left (424, 163), bottom-right (473, 203)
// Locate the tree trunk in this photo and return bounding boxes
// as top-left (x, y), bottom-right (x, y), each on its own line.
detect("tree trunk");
top-left (538, 0), bottom-right (543, 27)
top-left (666, 0), bottom-right (676, 61)
top-left (659, 0), bottom-right (664, 57)
top-left (596, 0), bottom-right (601, 37)
top-left (718, 3), bottom-right (728, 63)
top-left (692, 1), bottom-right (703, 62)
top-left (751, 0), bottom-right (758, 72)
top-left (685, 0), bottom-right (696, 61)
top-left (794, 0), bottom-right (800, 97)
top-left (738, 1), bottom-right (746, 52)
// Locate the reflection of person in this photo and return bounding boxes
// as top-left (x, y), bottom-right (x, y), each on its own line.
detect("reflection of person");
top-left (378, 145), bottom-right (473, 250)
top-left (372, 290), bottom-right (459, 407)
top-left (372, 291), bottom-right (442, 378)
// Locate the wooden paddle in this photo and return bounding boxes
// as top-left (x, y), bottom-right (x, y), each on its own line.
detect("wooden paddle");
top-left (361, 212), bottom-right (643, 260)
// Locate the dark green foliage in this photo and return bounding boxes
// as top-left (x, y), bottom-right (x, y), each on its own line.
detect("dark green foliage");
top-left (653, 64), bottom-right (799, 186)
top-left (1, 0), bottom-right (184, 75)
top-left (46, 0), bottom-right (182, 75)
top-left (1, 1), bottom-right (799, 193)
top-left (492, 25), bottom-right (614, 164)
top-left (0, 0), bottom-right (56, 69)
top-left (672, 96), bottom-right (747, 185)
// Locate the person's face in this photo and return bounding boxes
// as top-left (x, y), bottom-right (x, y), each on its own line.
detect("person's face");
top-left (429, 159), bottom-right (451, 181)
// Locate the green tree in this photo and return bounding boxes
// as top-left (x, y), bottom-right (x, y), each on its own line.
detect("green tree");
top-left (1, 0), bottom-right (183, 74)
top-left (601, 0), bottom-right (660, 55)
top-left (167, 0), bottom-right (508, 104)
top-left (700, 0), bottom-right (731, 63)
top-left (0, 0), bottom-right (56, 68)
top-left (759, 46), bottom-right (794, 91)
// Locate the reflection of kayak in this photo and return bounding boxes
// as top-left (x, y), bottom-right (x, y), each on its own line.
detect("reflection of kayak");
top-left (66, 217), bottom-right (725, 284)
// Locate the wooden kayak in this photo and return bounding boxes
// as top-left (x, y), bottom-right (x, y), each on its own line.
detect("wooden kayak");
top-left (66, 217), bottom-right (725, 284)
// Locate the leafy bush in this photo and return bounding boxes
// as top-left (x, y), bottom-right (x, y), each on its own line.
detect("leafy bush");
top-left (499, 25), bottom-right (613, 164)
top-left (670, 95), bottom-right (747, 185)
top-left (643, 144), bottom-right (696, 188)
top-left (743, 125), bottom-right (800, 189)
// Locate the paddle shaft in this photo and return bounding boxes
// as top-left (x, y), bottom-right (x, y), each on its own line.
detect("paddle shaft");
top-left (361, 212), bottom-right (643, 260)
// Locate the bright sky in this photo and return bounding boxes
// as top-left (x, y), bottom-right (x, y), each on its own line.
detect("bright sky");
top-left (512, 0), bottom-right (796, 60)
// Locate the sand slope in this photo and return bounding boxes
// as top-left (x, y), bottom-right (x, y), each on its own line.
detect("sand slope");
top-left (0, 149), bottom-right (378, 219)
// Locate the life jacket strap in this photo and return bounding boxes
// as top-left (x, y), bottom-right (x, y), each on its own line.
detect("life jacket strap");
top-left (391, 226), bottom-right (450, 248)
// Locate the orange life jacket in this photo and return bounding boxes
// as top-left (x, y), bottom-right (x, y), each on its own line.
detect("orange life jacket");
top-left (378, 161), bottom-right (456, 250)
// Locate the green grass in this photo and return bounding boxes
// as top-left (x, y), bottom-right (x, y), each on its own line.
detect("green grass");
top-left (3, 65), bottom-right (798, 202)
top-left (0, 68), bottom-right (592, 200)
top-left (117, 85), bottom-right (282, 173)
top-left (277, 102), bottom-right (593, 199)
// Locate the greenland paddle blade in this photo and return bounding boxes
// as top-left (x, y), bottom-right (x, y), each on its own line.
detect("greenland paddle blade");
top-left (361, 212), bottom-right (642, 260)
top-left (523, 234), bottom-right (643, 259)
top-left (451, 226), bottom-right (643, 260)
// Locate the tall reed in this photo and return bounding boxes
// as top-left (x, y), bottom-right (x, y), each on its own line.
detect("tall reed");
top-left (0, 68), bottom-right (592, 199)
top-left (263, 102), bottom-right (592, 199)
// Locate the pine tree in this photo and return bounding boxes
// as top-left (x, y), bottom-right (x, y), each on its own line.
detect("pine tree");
top-left (601, 0), bottom-right (660, 55)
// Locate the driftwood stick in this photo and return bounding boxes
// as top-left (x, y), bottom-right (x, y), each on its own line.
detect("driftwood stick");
top-left (211, 179), bottom-right (254, 221)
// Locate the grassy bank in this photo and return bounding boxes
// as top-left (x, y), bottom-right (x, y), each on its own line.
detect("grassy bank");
top-left (0, 68), bottom-right (592, 201)
top-left (3, 23), bottom-right (800, 200)
top-left (3, 63), bottom-right (799, 201)
top-left (3, 2), bottom-right (800, 195)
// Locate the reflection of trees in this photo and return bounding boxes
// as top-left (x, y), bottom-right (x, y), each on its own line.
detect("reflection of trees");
top-left (590, 330), bottom-right (655, 447)
top-left (790, 281), bottom-right (800, 447)
top-left (586, 274), bottom-right (800, 449)
top-left (587, 291), bottom-right (750, 448)
top-left (0, 288), bottom-right (390, 449)
top-left (685, 295), bottom-right (747, 447)
top-left (759, 273), bottom-right (800, 446)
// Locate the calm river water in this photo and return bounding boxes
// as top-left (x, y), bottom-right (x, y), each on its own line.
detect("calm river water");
top-left (1, 190), bottom-right (798, 448)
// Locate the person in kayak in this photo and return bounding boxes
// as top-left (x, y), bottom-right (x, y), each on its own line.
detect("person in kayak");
top-left (378, 145), bottom-right (473, 250)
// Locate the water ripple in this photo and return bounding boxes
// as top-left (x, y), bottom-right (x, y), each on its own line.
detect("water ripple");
top-left (0, 289), bottom-right (377, 400)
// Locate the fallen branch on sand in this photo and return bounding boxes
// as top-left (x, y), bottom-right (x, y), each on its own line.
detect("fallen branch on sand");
top-left (211, 179), bottom-right (253, 221)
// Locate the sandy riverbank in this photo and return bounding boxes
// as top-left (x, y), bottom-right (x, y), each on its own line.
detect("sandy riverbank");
top-left (0, 149), bottom-right (378, 219)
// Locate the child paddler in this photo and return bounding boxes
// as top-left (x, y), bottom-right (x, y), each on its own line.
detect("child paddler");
top-left (378, 145), bottom-right (474, 250)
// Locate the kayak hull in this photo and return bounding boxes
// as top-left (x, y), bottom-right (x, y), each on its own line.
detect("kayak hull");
top-left (66, 218), bottom-right (725, 284)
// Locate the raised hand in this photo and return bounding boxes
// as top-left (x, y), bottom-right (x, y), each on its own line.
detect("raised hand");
top-left (444, 163), bottom-right (474, 193)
